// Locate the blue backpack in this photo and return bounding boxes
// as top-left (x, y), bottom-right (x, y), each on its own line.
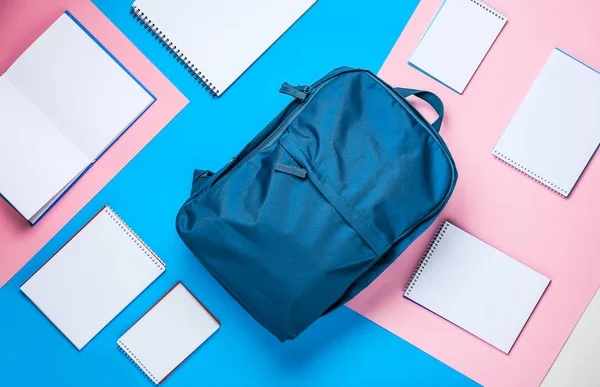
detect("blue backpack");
top-left (176, 67), bottom-right (457, 341)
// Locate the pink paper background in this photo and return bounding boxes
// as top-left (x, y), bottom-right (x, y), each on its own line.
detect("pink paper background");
top-left (0, 0), bottom-right (188, 287)
top-left (349, 0), bottom-right (600, 385)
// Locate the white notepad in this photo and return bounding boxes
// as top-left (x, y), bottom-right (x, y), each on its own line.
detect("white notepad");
top-left (21, 206), bottom-right (165, 350)
top-left (493, 49), bottom-right (600, 197)
top-left (404, 221), bottom-right (550, 353)
top-left (0, 13), bottom-right (154, 224)
top-left (541, 288), bottom-right (600, 387)
top-left (118, 283), bottom-right (220, 385)
top-left (130, 0), bottom-right (316, 96)
top-left (409, 0), bottom-right (507, 93)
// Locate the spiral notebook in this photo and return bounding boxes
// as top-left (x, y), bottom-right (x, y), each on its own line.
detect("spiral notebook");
top-left (118, 282), bottom-right (220, 385)
top-left (542, 288), bottom-right (600, 387)
top-left (493, 49), bottom-right (600, 197)
top-left (21, 206), bottom-right (165, 350)
top-left (130, 0), bottom-right (316, 96)
top-left (404, 221), bottom-right (550, 353)
top-left (408, 0), bottom-right (507, 93)
top-left (0, 13), bottom-right (154, 224)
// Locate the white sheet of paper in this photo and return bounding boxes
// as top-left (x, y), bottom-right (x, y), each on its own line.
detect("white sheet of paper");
top-left (0, 13), bottom-right (154, 222)
top-left (21, 207), bottom-right (165, 350)
top-left (0, 76), bottom-right (89, 220)
top-left (131, 0), bottom-right (316, 95)
top-left (409, 0), bottom-right (507, 93)
top-left (118, 283), bottom-right (219, 384)
top-left (405, 222), bottom-right (550, 353)
top-left (541, 288), bottom-right (600, 387)
top-left (5, 13), bottom-right (154, 159)
top-left (493, 49), bottom-right (600, 197)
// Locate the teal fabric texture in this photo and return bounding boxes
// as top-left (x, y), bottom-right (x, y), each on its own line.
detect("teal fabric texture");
top-left (0, 0), bottom-right (478, 386)
top-left (177, 68), bottom-right (457, 341)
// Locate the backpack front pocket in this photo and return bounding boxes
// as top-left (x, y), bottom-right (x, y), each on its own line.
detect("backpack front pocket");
top-left (176, 133), bottom-right (379, 340)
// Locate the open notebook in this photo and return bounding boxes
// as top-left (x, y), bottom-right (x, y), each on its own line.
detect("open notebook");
top-left (409, 0), bottom-right (507, 93)
top-left (404, 221), bottom-right (550, 353)
top-left (493, 48), bottom-right (600, 197)
top-left (130, 0), bottom-right (316, 96)
top-left (541, 288), bottom-right (600, 387)
top-left (21, 206), bottom-right (165, 350)
top-left (118, 283), bottom-right (220, 385)
top-left (0, 13), bottom-right (154, 224)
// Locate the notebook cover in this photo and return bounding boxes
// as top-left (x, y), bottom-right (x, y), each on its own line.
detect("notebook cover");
top-left (20, 206), bottom-right (166, 349)
top-left (404, 221), bottom-right (550, 353)
top-left (408, 0), bottom-right (507, 93)
top-left (492, 48), bottom-right (600, 197)
top-left (118, 282), bottom-right (220, 384)
top-left (130, 0), bottom-right (317, 96)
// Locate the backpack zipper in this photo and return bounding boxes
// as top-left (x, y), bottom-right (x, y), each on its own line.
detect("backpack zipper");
top-left (205, 73), bottom-right (358, 190)
top-left (189, 69), bottom-right (454, 199)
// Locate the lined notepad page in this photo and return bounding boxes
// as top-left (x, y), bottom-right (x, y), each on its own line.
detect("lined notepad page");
top-left (542, 288), bottom-right (600, 387)
top-left (404, 222), bottom-right (550, 353)
top-left (21, 207), bottom-right (165, 350)
top-left (131, 0), bottom-right (316, 95)
top-left (493, 49), bottom-right (600, 197)
top-left (409, 0), bottom-right (507, 93)
top-left (118, 283), bottom-right (219, 385)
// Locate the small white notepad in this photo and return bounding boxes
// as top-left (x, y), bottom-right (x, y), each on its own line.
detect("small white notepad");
top-left (493, 49), bottom-right (600, 197)
top-left (541, 288), bottom-right (600, 387)
top-left (404, 221), bottom-right (550, 353)
top-left (0, 13), bottom-right (154, 223)
top-left (21, 206), bottom-right (165, 350)
top-left (118, 283), bottom-right (220, 385)
top-left (131, 0), bottom-right (316, 95)
top-left (409, 0), bottom-right (507, 93)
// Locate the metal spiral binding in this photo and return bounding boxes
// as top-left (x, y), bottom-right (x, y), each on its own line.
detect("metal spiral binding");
top-left (104, 207), bottom-right (165, 271)
top-left (130, 5), bottom-right (219, 96)
top-left (468, 0), bottom-right (507, 21)
top-left (404, 222), bottom-right (450, 295)
top-left (118, 341), bottom-right (160, 385)
top-left (492, 149), bottom-right (567, 197)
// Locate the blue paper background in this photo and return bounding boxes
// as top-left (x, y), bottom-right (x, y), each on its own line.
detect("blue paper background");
top-left (0, 1), bottom-right (478, 385)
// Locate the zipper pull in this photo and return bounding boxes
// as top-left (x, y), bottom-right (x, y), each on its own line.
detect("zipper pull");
top-left (275, 163), bottom-right (307, 179)
top-left (279, 82), bottom-right (311, 101)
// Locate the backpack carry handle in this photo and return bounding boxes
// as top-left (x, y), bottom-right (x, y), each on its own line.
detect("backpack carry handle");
top-left (394, 88), bottom-right (444, 132)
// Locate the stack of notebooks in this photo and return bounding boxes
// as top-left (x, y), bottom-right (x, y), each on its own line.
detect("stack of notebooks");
top-left (404, 221), bottom-right (550, 353)
top-left (0, 13), bottom-right (154, 224)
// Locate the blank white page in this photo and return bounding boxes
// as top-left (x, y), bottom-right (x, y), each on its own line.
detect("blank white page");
top-left (118, 283), bottom-right (219, 385)
top-left (5, 13), bottom-right (154, 159)
top-left (131, 0), bottom-right (316, 95)
top-left (409, 0), bottom-right (507, 93)
top-left (21, 207), bottom-right (165, 350)
top-left (0, 76), bottom-right (89, 221)
top-left (404, 222), bottom-right (550, 353)
top-left (542, 288), bottom-right (600, 387)
top-left (493, 49), bottom-right (600, 197)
